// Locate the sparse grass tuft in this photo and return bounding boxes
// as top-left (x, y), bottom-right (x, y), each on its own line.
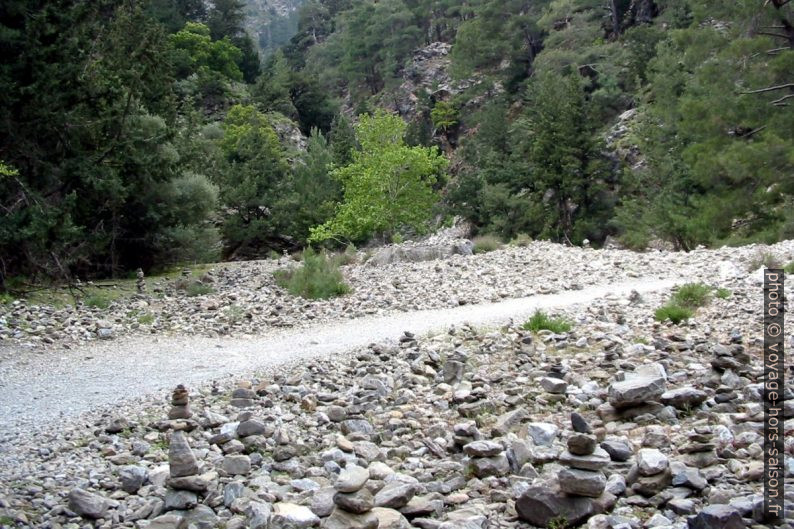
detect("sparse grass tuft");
top-left (0, 292), bottom-right (13, 304)
top-left (331, 243), bottom-right (358, 266)
top-left (749, 251), bottom-right (782, 271)
top-left (84, 292), bottom-right (112, 309)
top-left (715, 287), bottom-right (732, 299)
top-left (654, 303), bottom-right (694, 325)
top-left (137, 313), bottom-right (155, 325)
top-left (671, 283), bottom-right (712, 308)
top-left (785, 261), bottom-right (794, 274)
top-left (473, 234), bottom-right (503, 254)
top-left (185, 283), bottom-right (214, 297)
top-left (274, 247), bottom-right (351, 300)
top-left (523, 310), bottom-right (572, 333)
top-left (508, 233), bottom-right (533, 247)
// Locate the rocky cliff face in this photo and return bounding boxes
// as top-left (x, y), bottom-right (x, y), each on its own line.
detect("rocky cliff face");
top-left (243, 0), bottom-right (305, 56)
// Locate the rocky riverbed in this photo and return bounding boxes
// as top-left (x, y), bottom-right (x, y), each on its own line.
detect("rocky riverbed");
top-left (2, 238), bottom-right (794, 350)
top-left (0, 239), bottom-right (793, 529)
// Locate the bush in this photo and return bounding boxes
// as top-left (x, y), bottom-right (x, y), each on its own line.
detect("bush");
top-left (715, 288), bottom-right (732, 299)
top-left (185, 283), bottom-right (215, 297)
top-left (473, 234), bottom-right (503, 254)
top-left (508, 233), bottom-right (533, 247)
top-left (654, 304), bottom-right (693, 325)
top-left (84, 292), bottom-right (112, 309)
top-left (671, 283), bottom-right (712, 308)
top-left (274, 248), bottom-right (351, 299)
top-left (331, 243), bottom-right (358, 266)
top-left (0, 292), bottom-right (13, 304)
top-left (522, 310), bottom-right (572, 333)
top-left (748, 252), bottom-right (782, 271)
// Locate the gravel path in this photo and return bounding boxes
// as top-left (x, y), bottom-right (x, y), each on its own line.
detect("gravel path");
top-left (0, 278), bottom-right (677, 439)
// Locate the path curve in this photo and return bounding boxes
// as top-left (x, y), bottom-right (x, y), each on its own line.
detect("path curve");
top-left (0, 278), bottom-right (678, 437)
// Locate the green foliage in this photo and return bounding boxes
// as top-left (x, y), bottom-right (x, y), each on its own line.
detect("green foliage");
top-left (84, 293), bottom-right (113, 309)
top-left (431, 101), bottom-right (459, 132)
top-left (472, 234), bottom-right (502, 254)
top-left (184, 282), bottom-right (215, 297)
top-left (522, 310), bottom-right (572, 333)
top-left (170, 22), bottom-right (244, 82)
top-left (785, 261), bottom-right (794, 274)
top-left (274, 248), bottom-right (351, 299)
top-left (671, 283), bottom-right (712, 308)
top-left (309, 111), bottom-right (447, 244)
top-left (509, 234), bottom-right (533, 247)
top-left (218, 105), bottom-right (291, 258)
top-left (715, 288), bottom-right (732, 299)
top-left (749, 252), bottom-right (783, 271)
top-left (0, 292), bottom-right (14, 304)
top-left (654, 303), bottom-right (694, 325)
top-left (137, 312), bottom-right (155, 325)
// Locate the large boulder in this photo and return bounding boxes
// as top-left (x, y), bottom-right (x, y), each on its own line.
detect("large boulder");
top-left (68, 488), bottom-right (109, 519)
top-left (516, 485), bottom-right (605, 527)
top-left (608, 363), bottom-right (667, 409)
top-left (367, 240), bottom-right (473, 266)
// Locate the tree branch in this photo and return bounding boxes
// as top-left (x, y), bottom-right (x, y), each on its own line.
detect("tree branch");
top-left (741, 83), bottom-right (794, 94)
top-left (772, 93), bottom-right (794, 105)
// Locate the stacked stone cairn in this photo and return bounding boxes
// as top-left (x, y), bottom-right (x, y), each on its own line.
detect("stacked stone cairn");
top-left (230, 381), bottom-right (257, 408)
top-left (463, 440), bottom-right (510, 478)
top-left (135, 268), bottom-right (146, 294)
top-left (168, 384), bottom-right (192, 420)
top-left (323, 464), bottom-right (378, 529)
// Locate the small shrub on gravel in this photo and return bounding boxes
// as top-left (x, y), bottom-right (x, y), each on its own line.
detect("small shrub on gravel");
top-left (275, 248), bottom-right (351, 300)
top-left (473, 234), bottom-right (503, 254)
top-left (331, 243), bottom-right (358, 266)
top-left (185, 283), bottom-right (214, 297)
top-left (671, 283), bottom-right (712, 308)
top-left (715, 287), bottom-right (732, 299)
top-left (523, 310), bottom-right (572, 333)
top-left (749, 251), bottom-right (781, 271)
top-left (0, 292), bottom-right (13, 304)
top-left (654, 303), bottom-right (693, 325)
top-left (508, 233), bottom-right (533, 247)
top-left (84, 292), bottom-right (112, 309)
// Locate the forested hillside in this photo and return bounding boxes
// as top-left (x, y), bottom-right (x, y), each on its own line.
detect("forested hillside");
top-left (1, 0), bottom-right (793, 287)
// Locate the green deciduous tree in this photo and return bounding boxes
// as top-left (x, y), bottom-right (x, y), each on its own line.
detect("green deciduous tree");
top-left (309, 111), bottom-right (447, 243)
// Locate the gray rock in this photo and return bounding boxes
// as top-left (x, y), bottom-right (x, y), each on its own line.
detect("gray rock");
top-left (247, 501), bottom-right (273, 529)
top-left (147, 513), bottom-right (185, 529)
top-left (372, 507), bottom-right (412, 529)
top-left (637, 448), bottom-right (669, 476)
top-left (237, 419), bottom-right (266, 437)
top-left (567, 434), bottom-right (597, 456)
top-left (341, 420), bottom-right (374, 436)
top-left (68, 488), bottom-right (108, 519)
top-left (183, 505), bottom-right (219, 529)
top-left (559, 447), bottom-right (611, 471)
top-left (321, 507), bottom-right (379, 529)
top-left (335, 465), bottom-right (369, 493)
top-left (469, 453), bottom-right (510, 477)
top-left (661, 387), bottom-right (708, 408)
top-left (462, 440), bottom-right (502, 457)
top-left (515, 486), bottom-right (598, 527)
top-left (119, 465), bottom-right (147, 494)
top-left (601, 439), bottom-right (632, 462)
top-left (558, 468), bottom-right (606, 498)
top-left (223, 454), bottom-right (251, 475)
top-left (687, 504), bottom-right (745, 529)
top-left (367, 241), bottom-right (473, 266)
top-left (270, 502), bottom-right (321, 528)
top-left (374, 481), bottom-right (416, 509)
top-left (334, 489), bottom-right (374, 514)
top-left (571, 412), bottom-right (592, 434)
top-left (526, 422), bottom-right (559, 446)
top-left (169, 431), bottom-right (198, 478)
top-left (671, 461), bottom-right (707, 491)
top-left (540, 377), bottom-right (568, 394)
top-left (164, 489), bottom-right (197, 511)
top-left (608, 366), bottom-right (666, 408)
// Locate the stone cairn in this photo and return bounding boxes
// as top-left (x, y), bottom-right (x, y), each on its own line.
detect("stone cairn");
top-left (230, 381), bottom-right (257, 408)
top-left (557, 417), bottom-right (608, 499)
top-left (168, 384), bottom-right (192, 420)
top-left (165, 431), bottom-right (202, 512)
top-left (463, 440), bottom-right (509, 478)
top-left (135, 268), bottom-right (145, 294)
top-left (324, 464), bottom-right (378, 529)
